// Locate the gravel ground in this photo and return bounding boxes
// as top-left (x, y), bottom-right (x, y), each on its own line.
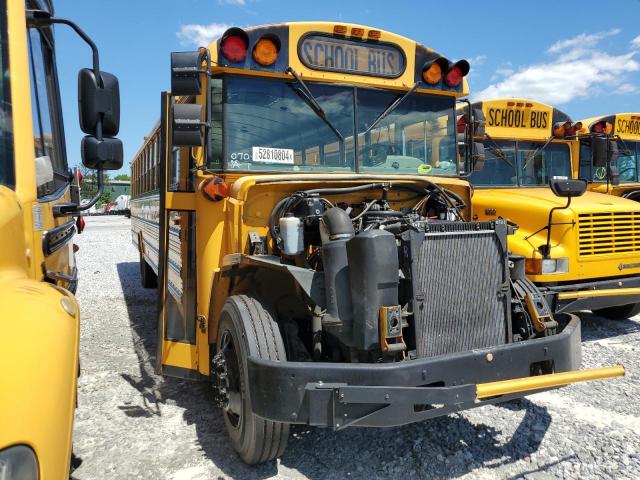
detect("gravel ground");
top-left (73, 216), bottom-right (640, 480)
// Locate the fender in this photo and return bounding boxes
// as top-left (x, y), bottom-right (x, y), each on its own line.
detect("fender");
top-left (0, 279), bottom-right (80, 479)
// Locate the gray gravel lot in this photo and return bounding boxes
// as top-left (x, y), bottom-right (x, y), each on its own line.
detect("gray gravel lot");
top-left (73, 215), bottom-right (640, 480)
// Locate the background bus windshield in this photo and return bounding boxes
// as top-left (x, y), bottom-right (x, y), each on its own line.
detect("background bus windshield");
top-left (218, 76), bottom-right (457, 175)
top-left (471, 141), bottom-right (571, 186)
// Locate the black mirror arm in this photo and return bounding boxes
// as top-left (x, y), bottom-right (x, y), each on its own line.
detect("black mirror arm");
top-left (540, 196), bottom-right (573, 258)
top-left (53, 169), bottom-right (105, 217)
top-left (26, 10), bottom-right (101, 86)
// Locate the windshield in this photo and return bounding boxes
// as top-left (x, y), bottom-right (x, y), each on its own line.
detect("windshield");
top-left (470, 141), bottom-right (571, 187)
top-left (0, 6), bottom-right (14, 188)
top-left (579, 139), bottom-right (639, 182)
top-left (218, 76), bottom-right (457, 176)
top-left (616, 140), bottom-right (639, 182)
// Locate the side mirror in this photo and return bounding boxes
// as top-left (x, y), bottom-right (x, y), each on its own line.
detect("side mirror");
top-left (172, 104), bottom-right (204, 146)
top-left (81, 136), bottom-right (123, 170)
top-left (608, 164), bottom-right (620, 186)
top-left (591, 136), bottom-right (609, 167)
top-left (171, 51), bottom-right (202, 96)
top-left (549, 178), bottom-right (587, 198)
top-left (78, 69), bottom-right (120, 136)
top-left (472, 142), bottom-right (485, 172)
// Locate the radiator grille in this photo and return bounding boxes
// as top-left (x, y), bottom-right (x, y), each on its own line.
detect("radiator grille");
top-left (414, 229), bottom-right (507, 358)
top-left (578, 212), bottom-right (640, 256)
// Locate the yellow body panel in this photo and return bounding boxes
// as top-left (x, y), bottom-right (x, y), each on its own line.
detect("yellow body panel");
top-left (470, 99), bottom-right (640, 294)
top-left (1, 1), bottom-right (80, 476)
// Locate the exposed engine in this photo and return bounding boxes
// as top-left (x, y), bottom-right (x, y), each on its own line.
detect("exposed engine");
top-left (266, 182), bottom-right (554, 363)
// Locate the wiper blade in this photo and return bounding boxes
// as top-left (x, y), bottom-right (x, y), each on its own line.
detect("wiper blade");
top-left (364, 82), bottom-right (420, 135)
top-left (484, 132), bottom-right (513, 168)
top-left (523, 135), bottom-right (554, 168)
top-left (285, 67), bottom-right (344, 143)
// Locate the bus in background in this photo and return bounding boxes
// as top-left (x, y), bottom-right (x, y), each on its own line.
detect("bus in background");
top-left (463, 98), bottom-right (640, 319)
top-left (131, 23), bottom-right (622, 464)
top-left (0, 0), bottom-right (122, 477)
top-left (577, 113), bottom-right (640, 200)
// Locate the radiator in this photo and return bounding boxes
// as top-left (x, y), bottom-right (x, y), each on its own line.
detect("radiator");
top-left (410, 221), bottom-right (509, 358)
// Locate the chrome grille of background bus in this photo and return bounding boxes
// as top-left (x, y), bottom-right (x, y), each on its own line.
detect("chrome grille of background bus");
top-left (413, 226), bottom-right (508, 358)
top-left (578, 212), bottom-right (640, 256)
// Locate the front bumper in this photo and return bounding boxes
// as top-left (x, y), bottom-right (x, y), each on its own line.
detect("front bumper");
top-left (247, 317), bottom-right (583, 429)
top-left (542, 275), bottom-right (640, 313)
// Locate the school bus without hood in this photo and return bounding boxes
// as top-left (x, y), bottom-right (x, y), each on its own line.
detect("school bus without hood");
top-left (130, 23), bottom-right (622, 464)
top-left (0, 0), bottom-right (123, 478)
top-left (577, 113), bottom-right (640, 202)
top-left (462, 98), bottom-right (640, 319)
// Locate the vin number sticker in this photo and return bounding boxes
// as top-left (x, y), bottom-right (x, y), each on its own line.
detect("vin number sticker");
top-left (252, 147), bottom-right (295, 164)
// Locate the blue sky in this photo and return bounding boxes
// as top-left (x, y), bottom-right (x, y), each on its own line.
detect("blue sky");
top-left (53, 0), bottom-right (640, 175)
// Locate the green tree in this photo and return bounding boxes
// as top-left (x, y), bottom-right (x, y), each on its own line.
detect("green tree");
top-left (79, 166), bottom-right (111, 205)
top-left (114, 174), bottom-right (130, 181)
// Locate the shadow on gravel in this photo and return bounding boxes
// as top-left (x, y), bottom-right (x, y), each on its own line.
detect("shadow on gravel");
top-left (577, 311), bottom-right (640, 342)
top-left (116, 260), bottom-right (556, 480)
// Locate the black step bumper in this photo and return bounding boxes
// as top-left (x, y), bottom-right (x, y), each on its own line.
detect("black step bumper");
top-left (542, 275), bottom-right (640, 313)
top-left (247, 317), bottom-right (582, 428)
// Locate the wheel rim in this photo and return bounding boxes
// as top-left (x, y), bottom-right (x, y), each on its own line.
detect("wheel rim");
top-left (218, 329), bottom-right (244, 430)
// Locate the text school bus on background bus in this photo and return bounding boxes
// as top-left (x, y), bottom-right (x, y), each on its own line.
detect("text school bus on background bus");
top-left (0, 0), bottom-right (123, 478)
top-left (130, 22), bottom-right (623, 465)
top-left (460, 98), bottom-right (640, 320)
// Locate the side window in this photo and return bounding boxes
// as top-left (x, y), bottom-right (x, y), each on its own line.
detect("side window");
top-left (0, 4), bottom-right (14, 189)
top-left (28, 27), bottom-right (67, 198)
top-left (578, 140), bottom-right (594, 181)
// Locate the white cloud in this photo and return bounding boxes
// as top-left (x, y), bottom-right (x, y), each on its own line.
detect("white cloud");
top-left (219, 0), bottom-right (246, 4)
top-left (176, 23), bottom-right (232, 47)
top-left (617, 83), bottom-right (637, 94)
top-left (547, 28), bottom-right (620, 61)
top-left (632, 35), bottom-right (640, 49)
top-left (469, 55), bottom-right (487, 67)
top-left (475, 29), bottom-right (640, 105)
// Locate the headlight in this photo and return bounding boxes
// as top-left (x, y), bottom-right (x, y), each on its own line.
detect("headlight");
top-left (525, 257), bottom-right (569, 275)
top-left (0, 446), bottom-right (39, 480)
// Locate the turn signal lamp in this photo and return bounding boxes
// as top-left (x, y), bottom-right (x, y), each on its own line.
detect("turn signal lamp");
top-left (202, 177), bottom-right (229, 201)
top-left (368, 30), bottom-right (381, 40)
top-left (444, 60), bottom-right (470, 87)
top-left (351, 27), bottom-right (365, 37)
top-left (564, 121), bottom-right (582, 137)
top-left (422, 61), bottom-right (442, 84)
top-left (76, 167), bottom-right (83, 185)
top-left (553, 121), bottom-right (571, 137)
top-left (221, 31), bottom-right (248, 63)
top-left (253, 37), bottom-right (279, 66)
top-left (591, 121), bottom-right (613, 135)
top-left (526, 257), bottom-right (569, 275)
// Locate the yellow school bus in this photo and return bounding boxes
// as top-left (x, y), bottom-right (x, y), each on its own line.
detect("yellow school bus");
top-left (0, 0), bottom-right (122, 477)
top-left (131, 23), bottom-right (622, 464)
top-left (577, 113), bottom-right (640, 201)
top-left (464, 99), bottom-right (640, 319)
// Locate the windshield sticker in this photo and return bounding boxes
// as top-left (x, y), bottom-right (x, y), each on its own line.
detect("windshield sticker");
top-left (252, 147), bottom-right (295, 164)
top-left (417, 164), bottom-right (433, 174)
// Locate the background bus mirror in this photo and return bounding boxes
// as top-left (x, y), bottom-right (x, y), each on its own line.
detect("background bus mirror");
top-left (608, 165), bottom-right (620, 186)
top-left (591, 136), bottom-right (609, 167)
top-left (472, 142), bottom-right (485, 171)
top-left (78, 69), bottom-right (120, 136)
top-left (609, 139), bottom-right (619, 163)
top-left (172, 104), bottom-right (204, 146)
top-left (171, 51), bottom-right (202, 96)
top-left (549, 178), bottom-right (587, 198)
top-left (81, 136), bottom-right (124, 170)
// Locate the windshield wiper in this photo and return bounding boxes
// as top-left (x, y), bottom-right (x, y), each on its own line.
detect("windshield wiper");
top-left (285, 67), bottom-right (344, 143)
top-left (364, 82), bottom-right (420, 135)
top-left (484, 132), bottom-right (513, 168)
top-left (523, 135), bottom-right (555, 169)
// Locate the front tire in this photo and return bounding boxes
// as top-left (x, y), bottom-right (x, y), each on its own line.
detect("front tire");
top-left (216, 295), bottom-right (289, 464)
top-left (593, 302), bottom-right (640, 320)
